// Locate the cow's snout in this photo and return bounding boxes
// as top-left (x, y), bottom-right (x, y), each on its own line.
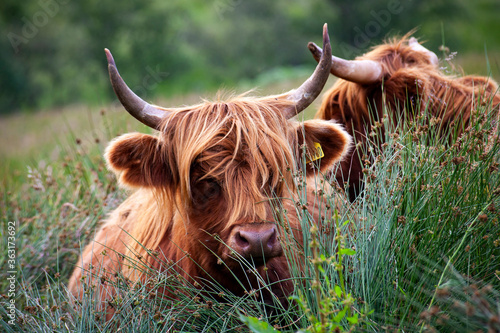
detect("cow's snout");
top-left (229, 223), bottom-right (282, 262)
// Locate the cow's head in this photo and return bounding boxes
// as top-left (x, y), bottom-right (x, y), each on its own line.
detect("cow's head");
top-left (308, 34), bottom-right (500, 131)
top-left (308, 33), bottom-right (500, 201)
top-left (103, 25), bottom-right (351, 287)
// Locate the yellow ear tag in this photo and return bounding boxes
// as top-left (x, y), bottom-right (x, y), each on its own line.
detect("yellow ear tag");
top-left (307, 142), bottom-right (325, 164)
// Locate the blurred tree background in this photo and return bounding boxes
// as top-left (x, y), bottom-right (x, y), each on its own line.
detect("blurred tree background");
top-left (1, 0), bottom-right (499, 115)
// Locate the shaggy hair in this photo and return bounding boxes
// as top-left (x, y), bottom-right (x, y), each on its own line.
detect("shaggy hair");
top-left (316, 34), bottom-right (500, 200)
top-left (68, 93), bottom-right (351, 317)
top-left (118, 96), bottom-right (298, 267)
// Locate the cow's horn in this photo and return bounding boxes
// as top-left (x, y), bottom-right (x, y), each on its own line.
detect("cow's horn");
top-left (308, 42), bottom-right (382, 85)
top-left (408, 37), bottom-right (438, 66)
top-left (106, 49), bottom-right (168, 130)
top-left (281, 24), bottom-right (333, 118)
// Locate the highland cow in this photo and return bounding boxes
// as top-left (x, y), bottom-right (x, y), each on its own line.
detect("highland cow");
top-left (309, 35), bottom-right (500, 201)
top-left (68, 25), bottom-right (351, 318)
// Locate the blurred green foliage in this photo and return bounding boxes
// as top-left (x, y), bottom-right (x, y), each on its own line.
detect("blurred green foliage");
top-left (1, 0), bottom-right (499, 114)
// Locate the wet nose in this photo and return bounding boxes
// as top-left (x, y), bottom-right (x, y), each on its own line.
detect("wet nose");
top-left (231, 223), bottom-right (282, 261)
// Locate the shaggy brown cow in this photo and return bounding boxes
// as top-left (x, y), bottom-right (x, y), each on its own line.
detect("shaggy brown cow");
top-left (309, 35), bottom-right (500, 201)
top-left (68, 25), bottom-right (351, 317)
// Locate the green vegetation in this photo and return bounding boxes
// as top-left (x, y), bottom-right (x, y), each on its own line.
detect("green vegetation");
top-left (1, 0), bottom-right (499, 114)
top-left (1, 81), bottom-right (499, 331)
top-left (1, 1), bottom-right (500, 331)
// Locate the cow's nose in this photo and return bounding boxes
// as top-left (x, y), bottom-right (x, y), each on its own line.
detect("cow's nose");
top-left (231, 223), bottom-right (282, 261)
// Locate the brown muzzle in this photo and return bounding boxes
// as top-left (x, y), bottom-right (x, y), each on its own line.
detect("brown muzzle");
top-left (228, 223), bottom-right (282, 263)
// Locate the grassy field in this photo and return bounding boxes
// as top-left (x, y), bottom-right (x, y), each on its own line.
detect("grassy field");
top-left (1, 60), bottom-right (500, 331)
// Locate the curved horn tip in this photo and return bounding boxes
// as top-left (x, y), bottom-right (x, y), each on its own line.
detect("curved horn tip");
top-left (104, 48), bottom-right (166, 130)
top-left (307, 42), bottom-right (322, 62)
top-left (104, 48), bottom-right (116, 68)
top-left (407, 37), bottom-right (439, 66)
top-left (322, 24), bottom-right (331, 53)
top-left (280, 24), bottom-right (333, 118)
top-left (307, 41), bottom-right (317, 52)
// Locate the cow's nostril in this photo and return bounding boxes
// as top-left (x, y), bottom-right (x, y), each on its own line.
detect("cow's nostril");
top-left (266, 228), bottom-right (277, 249)
top-left (235, 231), bottom-right (250, 248)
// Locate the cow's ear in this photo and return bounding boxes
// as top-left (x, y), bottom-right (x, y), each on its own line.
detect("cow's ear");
top-left (295, 120), bottom-right (351, 176)
top-left (105, 133), bottom-right (172, 188)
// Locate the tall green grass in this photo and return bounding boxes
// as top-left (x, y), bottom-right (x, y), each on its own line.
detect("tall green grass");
top-left (1, 93), bottom-right (499, 332)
